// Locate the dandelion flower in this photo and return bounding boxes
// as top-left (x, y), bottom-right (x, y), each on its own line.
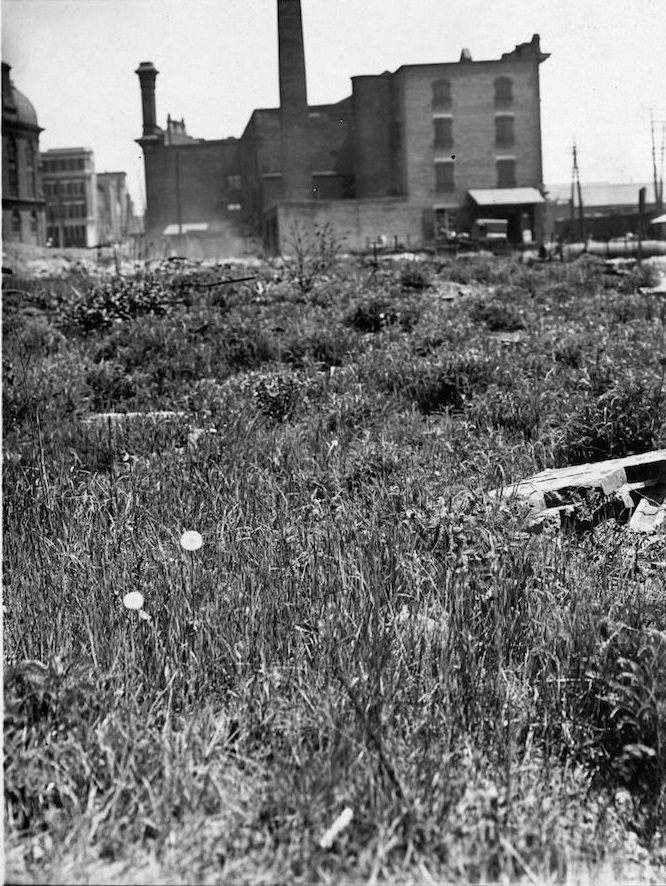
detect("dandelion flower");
top-left (180, 530), bottom-right (203, 552)
top-left (123, 591), bottom-right (144, 610)
top-left (319, 807), bottom-right (353, 849)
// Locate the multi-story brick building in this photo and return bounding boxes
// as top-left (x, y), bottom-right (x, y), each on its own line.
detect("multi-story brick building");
top-left (2, 62), bottom-right (46, 246)
top-left (137, 0), bottom-right (549, 255)
top-left (41, 147), bottom-right (98, 248)
top-left (96, 171), bottom-right (140, 245)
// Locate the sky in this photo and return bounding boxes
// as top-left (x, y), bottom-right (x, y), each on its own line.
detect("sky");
top-left (3, 0), bottom-right (665, 214)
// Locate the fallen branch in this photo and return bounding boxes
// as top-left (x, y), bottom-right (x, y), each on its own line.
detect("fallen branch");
top-left (175, 275), bottom-right (257, 290)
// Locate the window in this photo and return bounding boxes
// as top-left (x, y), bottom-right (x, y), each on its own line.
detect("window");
top-left (8, 137), bottom-right (18, 195)
top-left (11, 210), bottom-right (21, 241)
top-left (495, 115), bottom-right (514, 147)
top-left (30, 212), bottom-right (38, 239)
top-left (433, 117), bottom-right (453, 149)
top-left (435, 161), bottom-right (455, 193)
top-left (226, 174), bottom-right (241, 190)
top-left (497, 158), bottom-right (516, 188)
top-left (227, 203), bottom-right (242, 211)
top-left (494, 77), bottom-right (513, 108)
top-left (432, 79), bottom-right (452, 110)
top-left (26, 142), bottom-right (36, 197)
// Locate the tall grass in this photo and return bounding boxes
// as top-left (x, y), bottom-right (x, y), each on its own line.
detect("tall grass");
top-left (4, 254), bottom-right (666, 883)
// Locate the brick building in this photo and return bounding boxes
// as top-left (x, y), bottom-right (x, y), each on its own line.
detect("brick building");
top-left (137, 0), bottom-right (549, 256)
top-left (2, 62), bottom-right (46, 246)
top-left (42, 147), bottom-right (98, 248)
top-left (97, 171), bottom-right (141, 245)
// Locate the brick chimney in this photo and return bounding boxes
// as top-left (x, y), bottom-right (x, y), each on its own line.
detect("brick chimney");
top-left (277, 0), bottom-right (311, 201)
top-left (135, 62), bottom-right (159, 137)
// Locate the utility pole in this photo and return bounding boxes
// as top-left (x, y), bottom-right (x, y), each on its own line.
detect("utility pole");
top-left (638, 186), bottom-right (646, 264)
top-left (175, 149), bottom-right (183, 254)
top-left (651, 111), bottom-right (664, 219)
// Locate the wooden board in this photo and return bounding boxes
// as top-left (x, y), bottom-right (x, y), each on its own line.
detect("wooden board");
top-left (628, 482), bottom-right (666, 533)
top-left (495, 450), bottom-right (666, 533)
top-left (497, 450), bottom-right (666, 501)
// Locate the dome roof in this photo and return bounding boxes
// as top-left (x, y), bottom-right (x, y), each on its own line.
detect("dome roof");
top-left (2, 63), bottom-right (41, 130)
top-left (11, 87), bottom-right (39, 127)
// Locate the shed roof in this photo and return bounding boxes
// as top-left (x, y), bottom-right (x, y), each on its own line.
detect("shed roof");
top-left (469, 187), bottom-right (544, 206)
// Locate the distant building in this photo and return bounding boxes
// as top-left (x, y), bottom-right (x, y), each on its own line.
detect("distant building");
top-left (136, 1), bottom-right (549, 256)
top-left (97, 171), bottom-right (136, 244)
top-left (41, 147), bottom-right (97, 248)
top-left (2, 62), bottom-right (46, 246)
top-left (545, 182), bottom-right (660, 240)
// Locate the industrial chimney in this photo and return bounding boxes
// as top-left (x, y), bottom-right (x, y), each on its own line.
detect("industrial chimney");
top-left (277, 0), bottom-right (311, 201)
top-left (136, 62), bottom-right (159, 137)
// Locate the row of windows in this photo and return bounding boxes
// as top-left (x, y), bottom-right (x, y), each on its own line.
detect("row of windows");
top-left (44, 180), bottom-right (85, 197)
top-left (46, 225), bottom-right (87, 247)
top-left (432, 115), bottom-right (515, 150)
top-left (432, 76), bottom-right (513, 109)
top-left (10, 210), bottom-right (40, 240)
top-left (42, 156), bottom-right (86, 172)
top-left (434, 158), bottom-right (516, 193)
top-left (50, 201), bottom-right (88, 219)
top-left (6, 137), bottom-right (38, 197)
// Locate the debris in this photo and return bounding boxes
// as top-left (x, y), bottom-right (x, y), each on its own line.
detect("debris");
top-left (495, 449), bottom-right (666, 533)
top-left (490, 330), bottom-right (526, 346)
top-left (81, 411), bottom-right (186, 425)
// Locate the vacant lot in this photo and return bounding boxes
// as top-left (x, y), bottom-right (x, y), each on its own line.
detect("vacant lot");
top-left (3, 248), bottom-right (666, 884)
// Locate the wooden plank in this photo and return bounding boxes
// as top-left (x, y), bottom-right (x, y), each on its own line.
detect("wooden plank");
top-left (628, 482), bottom-right (666, 533)
top-left (498, 449), bottom-right (666, 501)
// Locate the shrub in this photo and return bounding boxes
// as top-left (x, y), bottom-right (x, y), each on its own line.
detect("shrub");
top-left (251, 370), bottom-right (308, 421)
top-left (400, 263), bottom-right (432, 291)
top-left (344, 299), bottom-right (397, 333)
top-left (59, 275), bottom-right (181, 333)
top-left (282, 222), bottom-right (345, 295)
top-left (556, 371), bottom-right (665, 464)
top-left (468, 297), bottom-right (526, 332)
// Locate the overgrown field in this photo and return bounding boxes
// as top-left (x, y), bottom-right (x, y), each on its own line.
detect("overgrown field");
top-left (3, 249), bottom-right (666, 884)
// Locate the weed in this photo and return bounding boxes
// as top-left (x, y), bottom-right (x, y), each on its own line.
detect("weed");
top-left (282, 222), bottom-right (345, 296)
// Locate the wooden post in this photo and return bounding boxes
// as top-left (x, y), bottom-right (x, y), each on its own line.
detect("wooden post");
top-left (638, 186), bottom-right (646, 264)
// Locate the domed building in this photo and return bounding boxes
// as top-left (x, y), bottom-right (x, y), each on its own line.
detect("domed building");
top-left (2, 62), bottom-right (46, 246)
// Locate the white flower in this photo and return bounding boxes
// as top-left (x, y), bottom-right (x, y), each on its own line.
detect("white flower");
top-left (123, 591), bottom-right (144, 610)
top-left (319, 807), bottom-right (354, 849)
top-left (180, 530), bottom-right (203, 552)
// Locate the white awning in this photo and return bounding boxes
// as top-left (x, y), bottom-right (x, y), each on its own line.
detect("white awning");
top-left (162, 222), bottom-right (209, 236)
top-left (650, 214), bottom-right (666, 224)
top-left (468, 188), bottom-right (545, 206)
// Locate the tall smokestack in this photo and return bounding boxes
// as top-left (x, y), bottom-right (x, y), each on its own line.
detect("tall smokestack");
top-left (136, 62), bottom-right (159, 137)
top-left (277, 0), bottom-right (311, 201)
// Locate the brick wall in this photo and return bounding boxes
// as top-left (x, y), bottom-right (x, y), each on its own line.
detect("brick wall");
top-left (352, 75), bottom-right (399, 198)
top-left (276, 197), bottom-right (428, 252)
top-left (142, 139), bottom-right (245, 251)
top-left (398, 57), bottom-right (543, 207)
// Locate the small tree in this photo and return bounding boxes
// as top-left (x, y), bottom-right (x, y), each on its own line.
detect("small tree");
top-left (282, 222), bottom-right (345, 295)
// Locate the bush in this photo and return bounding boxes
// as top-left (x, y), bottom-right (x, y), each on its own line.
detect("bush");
top-left (556, 371), bottom-right (665, 464)
top-left (344, 299), bottom-right (397, 333)
top-left (468, 296), bottom-right (526, 332)
top-left (59, 275), bottom-right (181, 333)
